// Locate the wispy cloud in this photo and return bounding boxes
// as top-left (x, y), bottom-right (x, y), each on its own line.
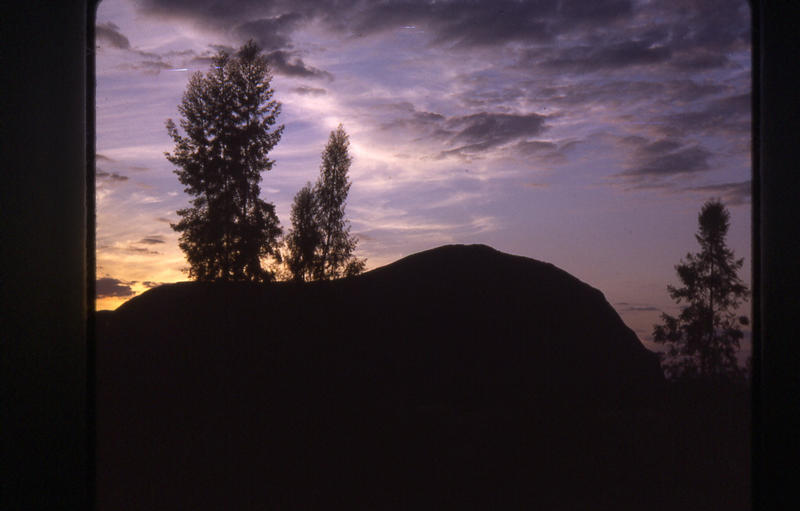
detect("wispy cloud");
top-left (138, 235), bottom-right (166, 245)
top-left (96, 277), bottom-right (136, 298)
top-left (96, 22), bottom-right (131, 50)
top-left (659, 93), bottom-right (750, 139)
top-left (522, 182), bottom-right (549, 189)
top-left (621, 141), bottom-right (712, 178)
top-left (616, 302), bottom-right (659, 312)
top-left (264, 50), bottom-right (333, 80)
top-left (683, 180), bottom-right (751, 206)
top-left (538, 40), bottom-right (673, 72)
top-left (292, 85), bottom-right (327, 96)
top-left (96, 169), bottom-right (129, 182)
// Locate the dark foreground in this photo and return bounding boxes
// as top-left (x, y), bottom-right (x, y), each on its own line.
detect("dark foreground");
top-left (96, 245), bottom-right (749, 509)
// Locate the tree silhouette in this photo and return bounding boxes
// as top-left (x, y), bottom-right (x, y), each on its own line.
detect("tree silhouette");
top-left (311, 124), bottom-right (365, 280)
top-left (166, 41), bottom-right (284, 282)
top-left (285, 183), bottom-right (321, 282)
top-left (653, 199), bottom-right (748, 380)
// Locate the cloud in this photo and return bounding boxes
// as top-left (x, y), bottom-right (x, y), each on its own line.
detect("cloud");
top-left (125, 59), bottom-right (174, 75)
top-left (163, 49), bottom-right (198, 59)
top-left (457, 85), bottom-right (528, 110)
top-left (96, 169), bottom-right (129, 182)
top-left (96, 277), bottom-right (135, 298)
top-left (235, 13), bottom-right (305, 51)
top-left (368, 103), bottom-right (551, 160)
top-left (669, 49), bottom-right (730, 70)
top-left (450, 112), bottom-right (547, 145)
top-left (617, 136), bottom-right (712, 178)
top-left (138, 0), bottom-right (267, 23)
top-left (510, 140), bottom-right (572, 165)
top-left (660, 93), bottom-right (750, 138)
top-left (440, 112), bottom-right (549, 156)
top-left (265, 50), bottom-right (333, 80)
top-left (133, 0), bottom-right (750, 113)
top-left (138, 0), bottom-right (555, 47)
top-left (631, 146), bottom-right (711, 177)
top-left (539, 40), bottom-right (672, 72)
top-left (533, 79), bottom-right (728, 112)
top-left (292, 85), bottom-right (327, 96)
top-left (98, 35), bottom-right (223, 75)
top-left (125, 246), bottom-right (162, 255)
top-left (186, 44), bottom-right (236, 68)
top-left (95, 153), bottom-right (113, 162)
top-left (357, 1), bottom-right (555, 47)
top-left (96, 22), bottom-right (131, 50)
top-left (355, 213), bottom-right (500, 245)
top-left (517, 0), bottom-right (746, 75)
top-left (100, 242), bottom-right (162, 255)
top-left (347, 0), bottom-right (638, 48)
top-left (684, 180), bottom-right (751, 206)
top-left (665, 80), bottom-right (730, 100)
top-left (513, 140), bottom-right (557, 154)
top-left (616, 302), bottom-right (659, 312)
top-left (138, 2), bottom-right (332, 78)
top-left (95, 21), bottom-right (183, 75)
top-left (137, 0), bottom-right (747, 74)
top-left (138, 235), bottom-right (166, 244)
top-left (142, 281), bottom-right (166, 288)
top-left (167, 44), bottom-right (329, 79)
top-left (130, 0), bottom-right (633, 71)
top-left (653, 0), bottom-right (750, 54)
top-left (354, 232), bottom-right (376, 242)
top-left (188, 52), bottom-right (220, 67)
top-left (556, 0), bottom-right (634, 26)
top-left (376, 104), bottom-right (446, 132)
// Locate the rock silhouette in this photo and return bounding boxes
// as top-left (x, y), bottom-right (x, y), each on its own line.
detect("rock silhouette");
top-left (96, 244), bottom-right (747, 510)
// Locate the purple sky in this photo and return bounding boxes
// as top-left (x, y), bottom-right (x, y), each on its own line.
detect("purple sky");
top-left (95, 0), bottom-right (751, 358)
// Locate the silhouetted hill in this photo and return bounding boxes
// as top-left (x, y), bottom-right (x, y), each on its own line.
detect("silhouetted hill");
top-left (96, 244), bottom-right (748, 509)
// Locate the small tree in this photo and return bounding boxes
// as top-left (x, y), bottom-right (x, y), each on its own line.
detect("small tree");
top-left (312, 124), bottom-right (365, 280)
top-left (653, 199), bottom-right (749, 380)
top-left (166, 41), bottom-right (284, 282)
top-left (285, 183), bottom-right (321, 282)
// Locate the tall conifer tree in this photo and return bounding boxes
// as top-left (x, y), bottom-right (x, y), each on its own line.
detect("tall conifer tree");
top-left (285, 183), bottom-right (321, 282)
top-left (653, 199), bottom-right (749, 379)
top-left (166, 41), bottom-right (283, 281)
top-left (312, 125), bottom-right (365, 280)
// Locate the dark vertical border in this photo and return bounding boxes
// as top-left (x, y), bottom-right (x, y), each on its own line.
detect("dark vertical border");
top-left (87, 3), bottom-right (99, 510)
top-left (749, 1), bottom-right (760, 510)
top-left (1, 1), bottom-right (89, 508)
top-left (756, 1), bottom-right (800, 509)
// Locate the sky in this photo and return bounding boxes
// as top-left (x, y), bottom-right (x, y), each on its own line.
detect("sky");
top-left (94, 0), bottom-right (752, 358)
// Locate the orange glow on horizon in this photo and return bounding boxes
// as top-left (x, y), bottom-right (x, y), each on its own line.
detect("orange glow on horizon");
top-left (96, 295), bottom-right (131, 311)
